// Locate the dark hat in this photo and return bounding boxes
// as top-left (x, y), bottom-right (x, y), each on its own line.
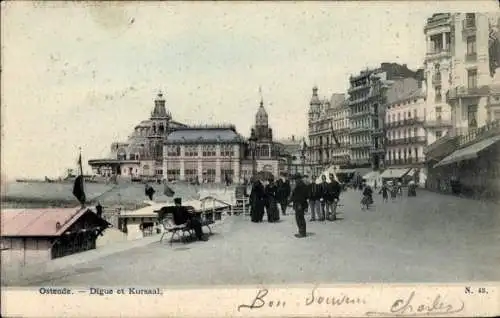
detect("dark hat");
top-left (174, 197), bottom-right (182, 204)
top-left (292, 173), bottom-right (307, 180)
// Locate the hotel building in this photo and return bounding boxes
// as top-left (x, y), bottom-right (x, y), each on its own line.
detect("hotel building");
top-left (308, 88), bottom-right (350, 177)
top-left (385, 78), bottom-right (427, 167)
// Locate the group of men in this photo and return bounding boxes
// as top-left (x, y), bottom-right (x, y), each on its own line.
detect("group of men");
top-left (249, 173), bottom-right (291, 223)
top-left (290, 173), bottom-right (342, 238)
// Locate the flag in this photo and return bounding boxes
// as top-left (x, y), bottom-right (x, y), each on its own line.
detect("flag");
top-left (330, 122), bottom-right (341, 147)
top-left (72, 175), bottom-right (86, 205)
top-left (164, 183), bottom-right (175, 197)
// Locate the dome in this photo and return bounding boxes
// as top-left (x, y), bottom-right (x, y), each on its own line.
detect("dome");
top-left (310, 86), bottom-right (321, 106)
top-left (255, 104), bottom-right (268, 126)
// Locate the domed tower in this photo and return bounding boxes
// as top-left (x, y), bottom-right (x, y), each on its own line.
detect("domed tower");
top-left (149, 91), bottom-right (172, 161)
top-left (151, 91), bottom-right (171, 120)
top-left (308, 86), bottom-right (321, 121)
top-left (255, 99), bottom-right (269, 127)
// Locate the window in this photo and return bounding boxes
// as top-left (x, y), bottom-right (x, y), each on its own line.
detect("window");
top-left (202, 145), bottom-right (216, 157)
top-left (436, 131), bottom-right (443, 138)
top-left (468, 105), bottom-right (478, 128)
top-left (166, 146), bottom-right (180, 157)
top-left (435, 106), bottom-right (442, 120)
top-left (414, 127), bottom-right (418, 137)
top-left (408, 111), bottom-right (411, 118)
top-left (185, 145), bottom-right (199, 157)
top-left (467, 69), bottom-right (477, 88)
top-left (466, 36), bottom-right (476, 55)
top-left (220, 145), bottom-right (234, 157)
top-left (435, 85), bottom-right (442, 102)
top-left (413, 109), bottom-right (417, 119)
top-left (465, 13), bottom-right (475, 28)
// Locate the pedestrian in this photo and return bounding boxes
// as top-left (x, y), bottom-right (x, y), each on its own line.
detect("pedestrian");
top-left (308, 176), bottom-right (322, 221)
top-left (361, 184), bottom-right (373, 210)
top-left (145, 184), bottom-right (155, 201)
top-left (264, 176), bottom-right (280, 222)
top-left (319, 175), bottom-right (329, 220)
top-left (327, 173), bottom-right (342, 221)
top-left (249, 176), bottom-right (266, 223)
top-left (95, 201), bottom-right (103, 218)
top-left (276, 173), bottom-right (291, 215)
top-left (379, 182), bottom-right (389, 203)
top-left (290, 173), bottom-right (309, 238)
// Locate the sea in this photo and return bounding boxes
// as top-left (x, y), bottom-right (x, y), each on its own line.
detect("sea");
top-left (1, 181), bottom-right (234, 209)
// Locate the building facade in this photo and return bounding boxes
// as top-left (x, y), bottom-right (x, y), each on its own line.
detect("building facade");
top-left (308, 88), bottom-right (350, 177)
top-left (163, 125), bottom-right (246, 183)
top-left (423, 12), bottom-right (500, 144)
top-left (347, 63), bottom-right (424, 170)
top-left (88, 92), bottom-right (187, 181)
top-left (385, 78), bottom-right (427, 167)
top-left (241, 98), bottom-right (283, 179)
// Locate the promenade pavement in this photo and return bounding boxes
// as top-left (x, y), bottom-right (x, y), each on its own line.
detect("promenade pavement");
top-left (8, 189), bottom-right (500, 286)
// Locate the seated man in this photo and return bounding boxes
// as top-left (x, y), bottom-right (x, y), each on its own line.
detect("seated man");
top-left (172, 198), bottom-right (208, 241)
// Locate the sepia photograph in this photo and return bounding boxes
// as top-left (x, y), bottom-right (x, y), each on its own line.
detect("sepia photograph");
top-left (1, 1), bottom-right (499, 317)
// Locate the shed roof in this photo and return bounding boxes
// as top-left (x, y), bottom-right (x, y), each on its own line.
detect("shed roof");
top-left (1, 208), bottom-right (106, 237)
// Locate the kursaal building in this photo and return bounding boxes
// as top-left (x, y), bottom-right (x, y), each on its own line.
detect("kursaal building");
top-left (88, 92), bottom-right (287, 183)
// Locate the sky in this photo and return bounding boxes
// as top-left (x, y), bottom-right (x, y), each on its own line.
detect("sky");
top-left (1, 1), bottom-right (496, 180)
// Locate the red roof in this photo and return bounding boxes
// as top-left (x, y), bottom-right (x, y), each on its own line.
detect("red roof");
top-left (1, 208), bottom-right (96, 237)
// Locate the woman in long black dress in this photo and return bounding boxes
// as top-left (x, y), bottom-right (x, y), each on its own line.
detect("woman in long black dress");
top-left (250, 177), bottom-right (266, 223)
top-left (265, 177), bottom-right (280, 222)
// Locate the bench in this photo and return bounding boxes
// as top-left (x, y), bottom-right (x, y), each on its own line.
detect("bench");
top-left (160, 218), bottom-right (192, 245)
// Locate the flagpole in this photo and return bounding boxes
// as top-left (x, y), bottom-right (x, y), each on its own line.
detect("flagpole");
top-left (79, 147), bottom-right (86, 208)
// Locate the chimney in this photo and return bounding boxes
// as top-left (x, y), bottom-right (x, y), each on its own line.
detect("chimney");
top-left (55, 222), bottom-right (61, 231)
top-left (292, 135), bottom-right (295, 141)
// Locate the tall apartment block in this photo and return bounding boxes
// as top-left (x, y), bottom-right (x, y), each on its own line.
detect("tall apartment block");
top-left (347, 63), bottom-right (423, 170)
top-left (423, 12), bottom-right (500, 144)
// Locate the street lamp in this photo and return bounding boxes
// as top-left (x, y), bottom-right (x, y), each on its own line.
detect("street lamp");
top-left (248, 133), bottom-right (258, 178)
top-left (300, 145), bottom-right (306, 175)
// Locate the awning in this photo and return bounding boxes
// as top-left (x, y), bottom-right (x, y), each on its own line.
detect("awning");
top-left (380, 168), bottom-right (411, 179)
top-left (434, 135), bottom-right (500, 168)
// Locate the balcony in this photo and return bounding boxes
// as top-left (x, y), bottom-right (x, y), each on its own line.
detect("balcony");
top-left (424, 13), bottom-right (451, 32)
top-left (465, 52), bottom-right (477, 62)
top-left (348, 81), bottom-right (370, 94)
top-left (372, 128), bottom-right (385, 135)
top-left (423, 118), bottom-right (452, 128)
top-left (446, 85), bottom-right (490, 101)
top-left (386, 158), bottom-right (426, 166)
top-left (350, 142), bottom-right (372, 149)
top-left (370, 147), bottom-right (385, 154)
top-left (350, 126), bottom-right (372, 134)
top-left (457, 120), bottom-right (500, 147)
top-left (425, 49), bottom-right (451, 61)
top-left (348, 109), bottom-right (372, 118)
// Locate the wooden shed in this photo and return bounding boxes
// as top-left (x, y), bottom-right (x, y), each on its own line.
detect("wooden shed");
top-left (1, 208), bottom-right (110, 267)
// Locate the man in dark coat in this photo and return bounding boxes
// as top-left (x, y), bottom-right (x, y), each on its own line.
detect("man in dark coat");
top-left (308, 177), bottom-right (322, 221)
top-left (327, 173), bottom-right (342, 221)
top-left (276, 173), bottom-right (291, 215)
top-left (319, 175), bottom-right (329, 220)
top-left (290, 173), bottom-right (309, 238)
top-left (95, 202), bottom-right (103, 218)
top-left (170, 198), bottom-right (207, 241)
top-left (249, 177), bottom-right (266, 223)
top-left (145, 184), bottom-right (155, 201)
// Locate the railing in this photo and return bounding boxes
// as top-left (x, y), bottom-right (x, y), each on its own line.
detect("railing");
top-left (446, 85), bottom-right (490, 100)
top-left (370, 147), bottom-right (385, 153)
top-left (386, 158), bottom-right (426, 165)
top-left (350, 142), bottom-right (372, 149)
top-left (387, 136), bottom-right (427, 146)
top-left (350, 126), bottom-right (372, 133)
top-left (348, 109), bottom-right (372, 118)
top-left (457, 120), bottom-right (500, 147)
top-left (432, 74), bottom-right (442, 85)
top-left (423, 118), bottom-right (453, 128)
top-left (465, 53), bottom-right (477, 62)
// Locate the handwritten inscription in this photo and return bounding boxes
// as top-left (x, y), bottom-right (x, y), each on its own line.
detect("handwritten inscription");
top-left (305, 287), bottom-right (366, 306)
top-left (237, 287), bottom-right (366, 312)
top-left (366, 291), bottom-right (465, 316)
top-left (237, 289), bottom-right (286, 311)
